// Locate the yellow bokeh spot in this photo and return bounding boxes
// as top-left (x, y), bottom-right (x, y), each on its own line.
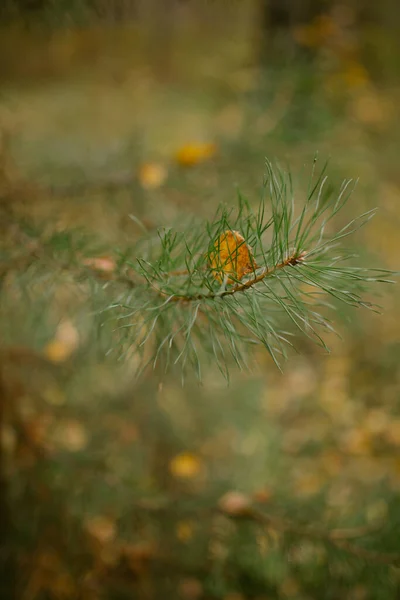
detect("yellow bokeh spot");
top-left (176, 519), bottom-right (195, 542)
top-left (169, 452), bottom-right (202, 479)
top-left (138, 162), bottom-right (167, 190)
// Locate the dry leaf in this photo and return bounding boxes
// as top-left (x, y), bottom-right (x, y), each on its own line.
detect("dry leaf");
top-left (386, 419), bottom-right (400, 446)
top-left (350, 90), bottom-right (390, 125)
top-left (279, 577), bottom-right (300, 597)
top-left (83, 256), bottom-right (116, 274)
top-left (175, 142), bottom-right (216, 167)
top-left (340, 427), bottom-right (372, 455)
top-left (169, 452), bottom-right (202, 479)
top-left (209, 230), bottom-right (257, 283)
top-left (55, 419), bottom-right (88, 452)
top-left (218, 491), bottom-right (252, 516)
top-left (44, 320), bottom-right (80, 363)
top-left (253, 488), bottom-right (272, 503)
top-left (120, 542), bottom-right (155, 575)
top-left (85, 515), bottom-right (116, 545)
top-left (293, 472), bottom-right (325, 497)
top-left (342, 61), bottom-right (369, 89)
top-left (1, 425), bottom-right (16, 454)
top-left (138, 162), bottom-right (167, 189)
top-left (178, 578), bottom-right (203, 600)
top-left (293, 15), bottom-right (337, 48)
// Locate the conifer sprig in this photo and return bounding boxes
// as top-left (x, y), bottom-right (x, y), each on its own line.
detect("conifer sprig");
top-left (106, 158), bottom-right (394, 380)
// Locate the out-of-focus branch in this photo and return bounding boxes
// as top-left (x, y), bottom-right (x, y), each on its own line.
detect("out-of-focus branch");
top-left (218, 500), bottom-right (400, 567)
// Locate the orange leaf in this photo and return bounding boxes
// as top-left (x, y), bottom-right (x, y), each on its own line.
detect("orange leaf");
top-left (209, 230), bottom-right (257, 283)
top-left (175, 142), bottom-right (216, 167)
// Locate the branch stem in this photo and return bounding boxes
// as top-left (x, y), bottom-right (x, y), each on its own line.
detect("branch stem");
top-left (170, 251), bottom-right (307, 303)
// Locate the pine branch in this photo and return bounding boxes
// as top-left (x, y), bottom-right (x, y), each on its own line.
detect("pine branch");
top-left (107, 157), bottom-right (395, 378)
top-left (221, 503), bottom-right (400, 567)
top-left (2, 158), bottom-right (395, 380)
top-left (168, 251), bottom-right (307, 302)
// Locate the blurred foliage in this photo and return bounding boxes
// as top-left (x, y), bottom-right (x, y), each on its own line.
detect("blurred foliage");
top-left (1, 1), bottom-right (400, 599)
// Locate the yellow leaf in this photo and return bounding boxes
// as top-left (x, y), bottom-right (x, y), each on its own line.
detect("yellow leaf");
top-left (175, 142), bottom-right (216, 167)
top-left (169, 452), bottom-right (202, 479)
top-left (209, 230), bottom-right (257, 283)
top-left (138, 162), bottom-right (167, 189)
top-left (43, 320), bottom-right (79, 363)
top-left (44, 340), bottom-right (73, 363)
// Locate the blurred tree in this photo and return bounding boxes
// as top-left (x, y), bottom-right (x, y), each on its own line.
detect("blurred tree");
top-left (258, 0), bottom-right (327, 61)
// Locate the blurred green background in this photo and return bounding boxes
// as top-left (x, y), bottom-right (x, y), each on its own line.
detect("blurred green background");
top-left (1, 1), bottom-right (400, 599)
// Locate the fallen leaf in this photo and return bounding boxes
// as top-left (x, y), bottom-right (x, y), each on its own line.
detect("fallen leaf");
top-left (169, 452), bottom-right (202, 479)
top-left (44, 340), bottom-right (72, 363)
top-left (85, 515), bottom-right (116, 545)
top-left (83, 256), bottom-right (116, 274)
top-left (178, 578), bottom-right (203, 600)
top-left (218, 491), bottom-right (251, 517)
top-left (175, 142), bottom-right (216, 167)
top-left (120, 542), bottom-right (155, 575)
top-left (350, 89), bottom-right (391, 125)
top-left (340, 427), bottom-right (372, 455)
top-left (253, 488), bottom-right (272, 503)
top-left (386, 419), bottom-right (400, 446)
top-left (55, 419), bottom-right (88, 452)
top-left (1, 425), bottom-right (16, 454)
top-left (209, 230), bottom-right (257, 284)
top-left (292, 472), bottom-right (325, 497)
top-left (44, 320), bottom-right (80, 363)
top-left (279, 577), bottom-right (300, 598)
top-left (342, 61), bottom-right (369, 89)
top-left (138, 162), bottom-right (167, 189)
top-left (293, 14), bottom-right (337, 48)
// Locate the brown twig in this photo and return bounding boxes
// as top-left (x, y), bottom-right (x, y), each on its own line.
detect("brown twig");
top-left (169, 251), bottom-right (307, 303)
top-left (113, 495), bottom-right (400, 568)
top-left (223, 506), bottom-right (400, 567)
